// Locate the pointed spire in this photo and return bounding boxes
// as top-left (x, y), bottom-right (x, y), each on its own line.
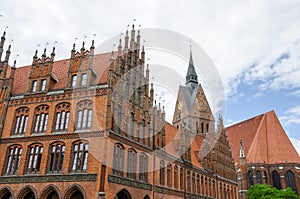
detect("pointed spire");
top-left (124, 25), bottom-right (129, 52)
top-left (136, 25), bottom-right (141, 50)
top-left (50, 46), bottom-right (55, 62)
top-left (118, 36), bottom-right (122, 56)
top-left (0, 30), bottom-right (6, 59)
top-left (185, 46), bottom-right (198, 89)
top-left (240, 139), bottom-right (245, 158)
top-left (41, 47), bottom-right (47, 63)
top-left (4, 44), bottom-right (11, 62)
top-left (81, 36), bottom-right (87, 54)
top-left (32, 49), bottom-right (38, 65)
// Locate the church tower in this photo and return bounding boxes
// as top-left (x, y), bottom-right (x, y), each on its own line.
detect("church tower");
top-left (172, 49), bottom-right (214, 161)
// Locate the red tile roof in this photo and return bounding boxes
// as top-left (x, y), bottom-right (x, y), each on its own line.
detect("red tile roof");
top-left (11, 52), bottom-right (112, 95)
top-left (226, 110), bottom-right (300, 165)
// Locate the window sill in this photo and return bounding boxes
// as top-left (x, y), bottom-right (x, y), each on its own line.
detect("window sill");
top-left (53, 131), bottom-right (68, 135)
top-left (74, 129), bottom-right (91, 133)
top-left (10, 134), bottom-right (25, 138)
top-left (31, 132), bottom-right (46, 136)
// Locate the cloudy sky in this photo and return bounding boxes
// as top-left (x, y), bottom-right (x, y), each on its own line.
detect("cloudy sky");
top-left (1, 0), bottom-right (300, 154)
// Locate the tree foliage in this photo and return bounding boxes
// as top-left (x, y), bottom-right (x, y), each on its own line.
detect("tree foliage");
top-left (246, 184), bottom-right (299, 199)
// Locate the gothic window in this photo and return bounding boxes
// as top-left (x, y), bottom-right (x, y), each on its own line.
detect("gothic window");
top-left (130, 113), bottom-right (134, 139)
top-left (113, 144), bottom-right (124, 176)
top-left (286, 170), bottom-right (297, 194)
top-left (33, 105), bottom-right (49, 133)
top-left (196, 174), bottom-right (200, 194)
top-left (192, 172), bottom-right (196, 193)
top-left (48, 142), bottom-right (65, 173)
top-left (140, 120), bottom-right (145, 145)
top-left (159, 160), bottom-right (165, 185)
top-left (247, 170), bottom-right (254, 186)
top-left (13, 107), bottom-right (29, 135)
top-left (148, 122), bottom-right (151, 147)
top-left (26, 143), bottom-right (43, 174)
top-left (196, 121), bottom-right (198, 134)
top-left (76, 100), bottom-right (93, 130)
top-left (71, 141), bottom-right (89, 173)
top-left (81, 73), bottom-right (87, 86)
top-left (167, 163), bottom-right (172, 187)
top-left (256, 171), bottom-right (262, 184)
top-left (32, 80), bottom-right (37, 92)
top-left (139, 153), bottom-right (148, 182)
top-left (187, 170), bottom-right (191, 192)
top-left (54, 103), bottom-right (71, 132)
top-left (4, 145), bottom-right (22, 175)
top-left (180, 168), bottom-right (184, 190)
top-left (71, 75), bottom-right (77, 87)
top-left (116, 105), bottom-right (121, 133)
top-left (127, 149), bottom-right (136, 179)
top-left (174, 165), bottom-right (178, 189)
top-left (206, 123), bottom-right (209, 132)
top-left (41, 79), bottom-right (46, 91)
top-left (272, 170), bottom-right (282, 190)
top-left (201, 122), bottom-right (204, 133)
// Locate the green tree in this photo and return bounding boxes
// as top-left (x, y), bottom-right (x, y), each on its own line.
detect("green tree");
top-left (246, 184), bottom-right (299, 199)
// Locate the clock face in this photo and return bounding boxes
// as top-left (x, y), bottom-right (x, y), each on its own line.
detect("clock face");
top-left (178, 101), bottom-right (183, 110)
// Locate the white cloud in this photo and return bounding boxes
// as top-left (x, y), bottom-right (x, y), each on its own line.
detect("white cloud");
top-left (280, 105), bottom-right (300, 126)
top-left (290, 138), bottom-right (300, 156)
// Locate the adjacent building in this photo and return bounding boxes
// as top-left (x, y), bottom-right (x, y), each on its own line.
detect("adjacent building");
top-left (226, 110), bottom-right (300, 198)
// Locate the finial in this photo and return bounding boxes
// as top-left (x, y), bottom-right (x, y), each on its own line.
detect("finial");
top-left (9, 39), bottom-right (13, 46)
top-left (81, 35), bottom-right (87, 50)
top-left (126, 24), bottom-right (130, 31)
top-left (132, 19), bottom-right (136, 29)
top-left (2, 26), bottom-right (8, 38)
top-left (51, 41), bottom-right (57, 55)
top-left (91, 34), bottom-right (96, 48)
top-left (72, 37), bottom-right (78, 51)
top-left (13, 54), bottom-right (19, 68)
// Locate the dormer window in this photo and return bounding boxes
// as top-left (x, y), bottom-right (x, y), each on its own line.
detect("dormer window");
top-left (32, 80), bottom-right (37, 92)
top-left (41, 79), bottom-right (47, 91)
top-left (81, 73), bottom-right (87, 86)
top-left (71, 75), bottom-right (77, 87)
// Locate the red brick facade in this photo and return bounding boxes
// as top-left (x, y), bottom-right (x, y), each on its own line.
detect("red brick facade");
top-left (0, 26), bottom-right (237, 199)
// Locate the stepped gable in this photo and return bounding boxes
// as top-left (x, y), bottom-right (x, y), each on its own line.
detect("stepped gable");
top-left (11, 52), bottom-right (112, 95)
top-left (226, 110), bottom-right (300, 165)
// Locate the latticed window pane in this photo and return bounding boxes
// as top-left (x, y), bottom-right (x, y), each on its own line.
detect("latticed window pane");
top-left (113, 145), bottom-right (124, 176)
top-left (5, 146), bottom-right (22, 175)
top-left (71, 75), bottom-right (77, 87)
top-left (33, 105), bottom-right (49, 133)
top-left (13, 107), bottom-right (29, 135)
top-left (127, 150), bottom-right (136, 179)
top-left (26, 144), bottom-right (43, 174)
top-left (81, 73), bottom-right (87, 86)
top-left (76, 100), bottom-right (93, 130)
top-left (32, 80), bottom-right (37, 92)
top-left (139, 154), bottom-right (148, 182)
top-left (41, 79), bottom-right (47, 91)
top-left (71, 141), bottom-right (89, 172)
top-left (48, 143), bottom-right (65, 173)
top-left (54, 103), bottom-right (71, 132)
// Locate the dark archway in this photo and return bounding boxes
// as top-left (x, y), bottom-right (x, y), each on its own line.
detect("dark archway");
top-left (272, 170), bottom-right (282, 190)
top-left (40, 185), bottom-right (61, 199)
top-left (0, 187), bottom-right (13, 199)
top-left (115, 189), bottom-right (132, 199)
top-left (70, 191), bottom-right (84, 199)
top-left (143, 195), bottom-right (150, 199)
top-left (17, 186), bottom-right (37, 199)
top-left (286, 170), bottom-right (297, 194)
top-left (46, 191), bottom-right (59, 199)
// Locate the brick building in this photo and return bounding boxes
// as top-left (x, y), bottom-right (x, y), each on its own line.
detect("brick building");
top-left (226, 110), bottom-right (300, 198)
top-left (0, 26), bottom-right (237, 199)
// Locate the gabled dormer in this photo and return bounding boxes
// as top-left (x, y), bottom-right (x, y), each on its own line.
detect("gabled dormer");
top-left (28, 47), bottom-right (57, 93)
top-left (66, 41), bottom-right (97, 89)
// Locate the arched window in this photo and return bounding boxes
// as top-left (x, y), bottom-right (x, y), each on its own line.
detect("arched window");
top-left (76, 100), bottom-right (93, 130)
top-left (256, 171), bottom-right (262, 184)
top-left (174, 166), bottom-right (178, 189)
top-left (167, 163), bottom-right (172, 187)
top-left (192, 172), bottom-right (196, 193)
top-left (196, 174), bottom-right (200, 194)
top-left (13, 107), bottom-right (29, 135)
top-left (71, 141), bottom-right (89, 172)
top-left (4, 145), bottom-right (22, 175)
top-left (116, 105), bottom-right (121, 133)
top-left (141, 120), bottom-right (145, 145)
top-left (159, 160), bottom-right (165, 185)
top-left (187, 170), bottom-right (191, 192)
top-left (127, 149), bottom-right (136, 179)
top-left (113, 144), bottom-right (124, 176)
top-left (247, 170), bottom-right (254, 186)
top-left (54, 103), bottom-right (70, 132)
top-left (26, 143), bottom-right (43, 174)
top-left (286, 170), bottom-right (297, 194)
top-left (272, 170), bottom-right (282, 190)
top-left (130, 113), bottom-right (134, 139)
top-left (201, 122), bottom-right (204, 133)
top-left (33, 105), bottom-right (49, 133)
top-left (139, 153), bottom-right (148, 182)
top-left (48, 142), bottom-right (65, 173)
top-left (180, 168), bottom-right (184, 190)
top-left (147, 122), bottom-right (151, 147)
